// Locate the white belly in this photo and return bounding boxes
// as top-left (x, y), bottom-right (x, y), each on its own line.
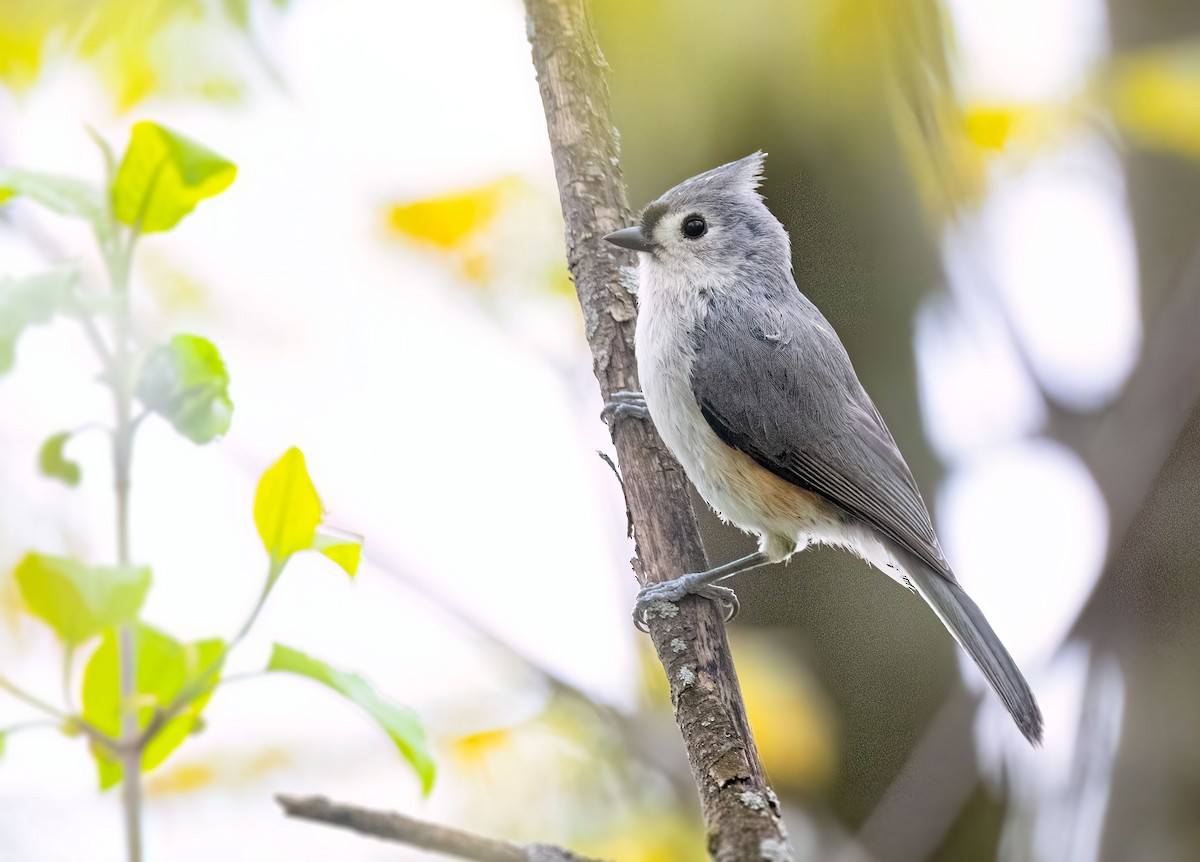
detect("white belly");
top-left (632, 270), bottom-right (911, 585)
top-left (635, 285), bottom-right (832, 561)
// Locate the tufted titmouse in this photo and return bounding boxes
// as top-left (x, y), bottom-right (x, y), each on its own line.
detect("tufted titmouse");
top-left (603, 153), bottom-right (1042, 744)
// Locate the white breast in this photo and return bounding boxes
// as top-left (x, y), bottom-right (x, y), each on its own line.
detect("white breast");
top-left (634, 262), bottom-right (834, 563)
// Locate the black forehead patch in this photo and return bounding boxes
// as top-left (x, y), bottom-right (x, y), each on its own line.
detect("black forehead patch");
top-left (640, 201), bottom-right (669, 236)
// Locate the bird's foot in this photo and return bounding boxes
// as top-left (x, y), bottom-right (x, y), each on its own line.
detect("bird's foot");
top-left (601, 390), bottom-right (649, 427)
top-left (633, 573), bottom-right (739, 632)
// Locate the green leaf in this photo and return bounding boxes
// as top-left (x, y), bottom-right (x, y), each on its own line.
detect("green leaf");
top-left (112, 121), bottom-right (236, 234)
top-left (267, 644), bottom-right (435, 794)
top-left (254, 448), bottom-right (322, 563)
top-left (0, 268), bottom-right (77, 375)
top-left (14, 553), bottom-right (151, 645)
top-left (312, 531), bottom-right (363, 578)
top-left (136, 334), bottom-right (233, 444)
top-left (82, 625), bottom-right (224, 789)
top-left (38, 431), bottom-right (82, 486)
top-left (0, 732), bottom-right (6, 760)
top-left (0, 168), bottom-right (106, 224)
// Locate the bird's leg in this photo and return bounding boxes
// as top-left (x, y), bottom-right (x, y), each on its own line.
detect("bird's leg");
top-left (634, 551), bottom-right (771, 630)
top-left (601, 390), bottom-right (649, 426)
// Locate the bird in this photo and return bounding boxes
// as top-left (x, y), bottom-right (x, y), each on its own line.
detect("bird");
top-left (602, 152), bottom-right (1043, 745)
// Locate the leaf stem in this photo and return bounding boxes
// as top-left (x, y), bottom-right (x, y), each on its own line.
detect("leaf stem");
top-left (0, 675), bottom-right (117, 751)
top-left (62, 647), bottom-right (76, 711)
top-left (0, 718), bottom-right (60, 736)
top-left (76, 308), bottom-right (114, 368)
top-left (136, 557), bottom-right (285, 749)
top-left (0, 675), bottom-right (68, 719)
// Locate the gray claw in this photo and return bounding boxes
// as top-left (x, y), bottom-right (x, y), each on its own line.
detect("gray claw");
top-left (602, 390), bottom-right (650, 426)
top-left (632, 579), bottom-right (739, 632)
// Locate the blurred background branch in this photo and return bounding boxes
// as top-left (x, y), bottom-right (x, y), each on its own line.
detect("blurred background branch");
top-left (277, 794), bottom-right (606, 862)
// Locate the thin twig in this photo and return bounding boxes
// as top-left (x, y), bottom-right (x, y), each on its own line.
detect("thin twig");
top-left (276, 795), bottom-right (606, 862)
top-left (0, 676), bottom-right (65, 718)
top-left (137, 558), bottom-right (280, 749)
top-left (595, 450), bottom-right (633, 538)
top-left (0, 676), bottom-right (119, 751)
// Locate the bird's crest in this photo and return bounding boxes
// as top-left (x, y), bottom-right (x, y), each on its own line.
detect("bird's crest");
top-left (674, 151), bottom-right (766, 199)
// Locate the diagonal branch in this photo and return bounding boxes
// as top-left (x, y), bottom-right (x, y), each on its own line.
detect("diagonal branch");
top-left (523, 1), bottom-right (791, 859)
top-left (276, 795), bottom-right (604, 862)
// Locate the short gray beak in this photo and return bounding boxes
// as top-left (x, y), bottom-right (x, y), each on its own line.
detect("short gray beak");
top-left (604, 225), bottom-right (655, 253)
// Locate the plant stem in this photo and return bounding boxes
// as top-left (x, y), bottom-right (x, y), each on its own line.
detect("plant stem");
top-left (110, 225), bottom-right (143, 862)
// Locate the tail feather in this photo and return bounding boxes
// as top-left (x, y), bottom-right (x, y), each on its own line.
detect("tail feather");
top-left (902, 554), bottom-right (1044, 745)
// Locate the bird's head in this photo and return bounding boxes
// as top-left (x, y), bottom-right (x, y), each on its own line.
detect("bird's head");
top-left (604, 152), bottom-right (790, 282)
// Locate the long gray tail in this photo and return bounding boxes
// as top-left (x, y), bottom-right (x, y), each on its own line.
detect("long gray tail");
top-left (901, 553), bottom-right (1044, 745)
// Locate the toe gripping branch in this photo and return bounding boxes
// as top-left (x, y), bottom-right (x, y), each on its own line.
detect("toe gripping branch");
top-left (602, 390), bottom-right (649, 427)
top-left (631, 552), bottom-right (770, 633)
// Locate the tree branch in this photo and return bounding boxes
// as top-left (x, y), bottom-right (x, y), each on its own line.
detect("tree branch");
top-left (275, 795), bottom-right (604, 862)
top-left (523, 1), bottom-right (791, 859)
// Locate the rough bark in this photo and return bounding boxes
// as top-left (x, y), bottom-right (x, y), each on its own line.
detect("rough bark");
top-left (523, 1), bottom-right (791, 859)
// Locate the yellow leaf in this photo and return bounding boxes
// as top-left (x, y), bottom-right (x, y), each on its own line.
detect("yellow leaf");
top-left (113, 121), bottom-right (237, 234)
top-left (254, 448), bottom-right (322, 563)
top-left (312, 531), bottom-right (363, 579)
top-left (964, 105), bottom-right (1026, 152)
top-left (451, 726), bottom-right (515, 766)
top-left (386, 181), bottom-right (506, 251)
top-left (575, 810), bottom-right (707, 862)
top-left (1109, 42), bottom-right (1200, 159)
top-left (145, 762), bottom-right (214, 796)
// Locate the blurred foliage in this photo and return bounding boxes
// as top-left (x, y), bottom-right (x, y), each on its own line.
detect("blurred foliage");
top-left (386, 176), bottom-right (577, 301)
top-left (0, 0), bottom-right (292, 108)
top-left (1108, 40), bottom-right (1200, 159)
top-left (575, 810), bottom-right (708, 862)
top-left (14, 553), bottom-right (150, 645)
top-left (145, 745), bottom-right (292, 796)
top-left (0, 268), bottom-right (78, 374)
top-left (146, 761), bottom-right (218, 795)
top-left (731, 631), bottom-right (838, 794)
top-left (0, 122), bottom-right (429, 859)
top-left (137, 334), bottom-right (233, 443)
top-left (388, 178), bottom-right (508, 254)
top-left (38, 430), bottom-right (83, 485)
top-left (82, 625), bottom-right (225, 788)
top-left (443, 687), bottom-right (707, 858)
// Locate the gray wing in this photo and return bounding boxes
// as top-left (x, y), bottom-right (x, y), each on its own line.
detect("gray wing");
top-left (692, 289), bottom-right (952, 580)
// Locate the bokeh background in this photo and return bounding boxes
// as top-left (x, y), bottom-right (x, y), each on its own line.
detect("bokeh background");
top-left (1, 0), bottom-right (1199, 859)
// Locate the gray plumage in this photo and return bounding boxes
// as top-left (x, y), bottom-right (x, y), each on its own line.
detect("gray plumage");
top-left (606, 152), bottom-right (1043, 745)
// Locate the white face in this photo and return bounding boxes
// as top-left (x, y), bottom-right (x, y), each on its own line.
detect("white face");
top-left (643, 206), bottom-right (731, 285)
top-left (641, 200), bottom-right (774, 300)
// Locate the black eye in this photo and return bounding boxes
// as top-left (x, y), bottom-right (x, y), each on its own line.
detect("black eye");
top-left (681, 216), bottom-right (707, 238)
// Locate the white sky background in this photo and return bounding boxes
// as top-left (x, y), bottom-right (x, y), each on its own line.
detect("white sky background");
top-left (0, 0), bottom-right (1142, 858)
